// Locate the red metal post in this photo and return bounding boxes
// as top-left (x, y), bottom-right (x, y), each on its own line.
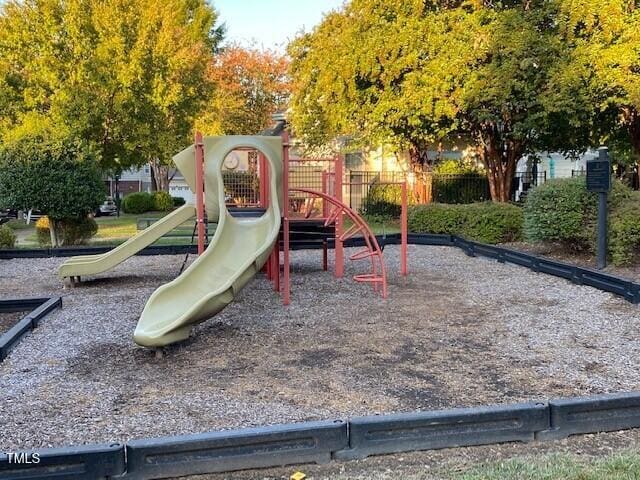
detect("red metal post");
top-left (194, 132), bottom-right (206, 255)
top-left (334, 155), bottom-right (344, 278)
top-left (401, 181), bottom-right (408, 276)
top-left (273, 247), bottom-right (280, 292)
top-left (282, 131), bottom-right (291, 305)
top-left (321, 171), bottom-right (328, 218)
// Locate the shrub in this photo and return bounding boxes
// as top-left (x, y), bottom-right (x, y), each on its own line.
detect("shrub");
top-left (0, 136), bottom-right (105, 220)
top-left (462, 202), bottom-right (523, 243)
top-left (0, 136), bottom-right (105, 247)
top-left (0, 225), bottom-right (16, 248)
top-left (59, 217), bottom-right (98, 245)
top-left (153, 191), bottom-right (174, 211)
top-left (172, 196), bottom-right (186, 207)
top-left (433, 158), bottom-right (484, 175)
top-left (36, 216), bottom-right (98, 246)
top-left (408, 203), bottom-right (467, 235)
top-left (523, 177), bottom-right (631, 251)
top-left (122, 192), bottom-right (154, 214)
top-left (408, 202), bottom-right (523, 244)
top-left (609, 194), bottom-right (640, 266)
top-left (35, 216), bottom-right (51, 246)
top-left (360, 183), bottom-right (407, 219)
top-left (431, 173), bottom-right (491, 204)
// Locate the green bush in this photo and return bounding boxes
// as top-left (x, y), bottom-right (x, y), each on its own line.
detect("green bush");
top-left (0, 224), bottom-right (16, 248)
top-left (153, 191), bottom-right (174, 211)
top-left (432, 174), bottom-right (491, 204)
top-left (35, 217), bottom-right (51, 246)
top-left (610, 194), bottom-right (640, 266)
top-left (172, 196), bottom-right (186, 207)
top-left (59, 216), bottom-right (98, 245)
top-left (433, 158), bottom-right (483, 175)
top-left (523, 177), bottom-right (631, 251)
top-left (122, 192), bottom-right (154, 214)
top-left (0, 136), bottom-right (105, 248)
top-left (35, 216), bottom-right (98, 246)
top-left (408, 202), bottom-right (523, 244)
top-left (360, 183), bottom-right (408, 219)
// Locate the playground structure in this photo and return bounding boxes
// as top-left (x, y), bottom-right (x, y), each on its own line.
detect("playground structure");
top-left (58, 132), bottom-right (408, 347)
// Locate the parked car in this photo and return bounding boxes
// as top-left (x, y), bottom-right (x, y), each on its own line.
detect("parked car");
top-left (95, 198), bottom-right (118, 217)
top-left (22, 209), bottom-right (43, 223)
top-left (0, 208), bottom-right (17, 223)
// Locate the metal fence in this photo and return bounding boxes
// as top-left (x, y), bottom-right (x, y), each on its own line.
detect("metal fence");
top-left (348, 170), bottom-right (548, 211)
top-left (219, 166), bottom-right (550, 214)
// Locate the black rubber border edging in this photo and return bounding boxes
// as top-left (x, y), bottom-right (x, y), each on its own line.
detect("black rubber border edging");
top-left (384, 233), bottom-right (640, 305)
top-left (4, 394), bottom-right (640, 478)
top-left (0, 297), bottom-right (62, 362)
top-left (123, 419), bottom-right (347, 480)
top-left (3, 232), bottom-right (640, 306)
top-left (334, 402), bottom-right (549, 460)
top-left (0, 443), bottom-right (125, 480)
top-left (537, 391), bottom-right (640, 440)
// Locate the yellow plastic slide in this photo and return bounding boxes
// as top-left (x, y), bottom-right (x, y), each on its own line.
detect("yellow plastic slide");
top-left (134, 136), bottom-right (283, 347)
top-left (57, 204), bottom-right (196, 280)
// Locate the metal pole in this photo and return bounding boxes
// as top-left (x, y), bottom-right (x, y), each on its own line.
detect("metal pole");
top-left (194, 132), bottom-right (206, 255)
top-left (335, 155), bottom-right (344, 278)
top-left (401, 181), bottom-right (408, 276)
top-left (282, 131), bottom-right (291, 305)
top-left (597, 191), bottom-right (607, 269)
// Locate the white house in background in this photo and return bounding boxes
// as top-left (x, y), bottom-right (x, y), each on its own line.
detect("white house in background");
top-left (105, 165), bottom-right (153, 199)
top-left (169, 170), bottom-right (194, 204)
top-left (517, 150), bottom-right (598, 179)
top-left (169, 150), bottom-right (255, 204)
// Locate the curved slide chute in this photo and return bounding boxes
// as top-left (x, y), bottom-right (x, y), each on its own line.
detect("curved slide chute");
top-left (133, 136), bottom-right (283, 347)
top-left (57, 203), bottom-right (196, 280)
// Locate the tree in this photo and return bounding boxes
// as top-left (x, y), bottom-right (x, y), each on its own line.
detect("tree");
top-left (0, 0), bottom-right (222, 190)
top-left (288, 0), bottom-right (594, 201)
top-left (557, 0), bottom-right (640, 165)
top-left (0, 136), bottom-right (105, 246)
top-left (196, 45), bottom-right (289, 136)
top-left (288, 0), bottom-right (448, 166)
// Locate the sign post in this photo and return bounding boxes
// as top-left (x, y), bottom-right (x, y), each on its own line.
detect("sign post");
top-left (586, 147), bottom-right (611, 270)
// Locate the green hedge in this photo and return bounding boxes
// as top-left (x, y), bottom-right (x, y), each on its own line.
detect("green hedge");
top-left (432, 174), bottom-right (491, 204)
top-left (35, 216), bottom-right (98, 246)
top-left (610, 198), bottom-right (640, 266)
top-left (153, 191), bottom-right (173, 211)
top-left (122, 192), bottom-right (155, 214)
top-left (360, 183), bottom-right (407, 219)
top-left (408, 202), bottom-right (523, 244)
top-left (523, 177), bottom-right (631, 249)
top-left (172, 196), bottom-right (186, 207)
top-left (0, 224), bottom-right (16, 248)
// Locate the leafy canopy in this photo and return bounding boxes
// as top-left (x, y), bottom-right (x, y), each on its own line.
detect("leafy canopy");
top-left (197, 45), bottom-right (290, 136)
top-left (0, 136), bottom-right (105, 220)
top-left (0, 0), bottom-right (222, 170)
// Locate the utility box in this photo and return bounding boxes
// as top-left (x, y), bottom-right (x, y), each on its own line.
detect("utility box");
top-left (586, 150), bottom-right (611, 193)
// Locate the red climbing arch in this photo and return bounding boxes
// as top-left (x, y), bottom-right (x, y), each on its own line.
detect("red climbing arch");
top-left (290, 187), bottom-right (388, 298)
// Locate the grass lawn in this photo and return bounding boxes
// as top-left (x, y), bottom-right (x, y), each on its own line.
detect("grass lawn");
top-left (458, 452), bottom-right (640, 480)
top-left (94, 212), bottom-right (165, 241)
top-left (347, 215), bottom-right (401, 235)
top-left (6, 210), bottom-right (399, 248)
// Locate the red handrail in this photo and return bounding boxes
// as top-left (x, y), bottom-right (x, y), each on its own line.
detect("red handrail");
top-left (289, 187), bottom-right (387, 298)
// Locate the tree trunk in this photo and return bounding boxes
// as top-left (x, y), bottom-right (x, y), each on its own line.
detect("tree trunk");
top-left (149, 158), bottom-right (170, 192)
top-left (408, 141), bottom-right (431, 171)
top-left (477, 132), bottom-right (521, 203)
top-left (49, 218), bottom-right (59, 248)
